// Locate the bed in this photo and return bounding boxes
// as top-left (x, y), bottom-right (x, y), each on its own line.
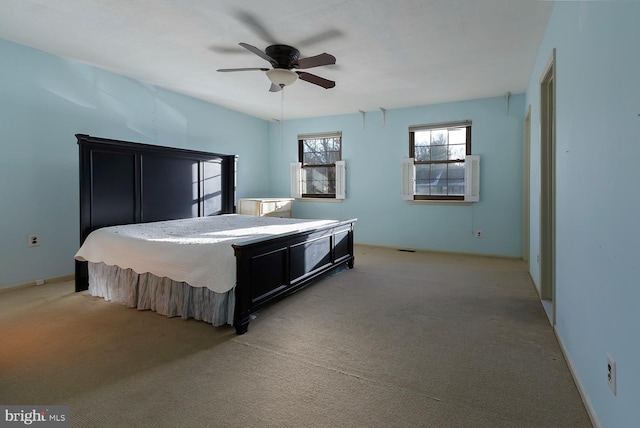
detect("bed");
top-left (74, 134), bottom-right (356, 334)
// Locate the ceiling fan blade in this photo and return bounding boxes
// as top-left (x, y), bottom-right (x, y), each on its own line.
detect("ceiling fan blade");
top-left (235, 11), bottom-right (278, 45)
top-left (217, 67), bottom-right (269, 72)
top-left (269, 83), bottom-right (282, 93)
top-left (296, 53), bottom-right (336, 69)
top-left (239, 43), bottom-right (274, 63)
top-left (208, 45), bottom-right (245, 54)
top-left (296, 29), bottom-right (344, 48)
top-left (296, 72), bottom-right (336, 89)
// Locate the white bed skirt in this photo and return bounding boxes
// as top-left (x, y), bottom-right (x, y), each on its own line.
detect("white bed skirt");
top-left (88, 262), bottom-right (235, 327)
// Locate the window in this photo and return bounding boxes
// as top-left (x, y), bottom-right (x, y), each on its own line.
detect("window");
top-left (293, 132), bottom-right (345, 199)
top-left (408, 121), bottom-right (473, 201)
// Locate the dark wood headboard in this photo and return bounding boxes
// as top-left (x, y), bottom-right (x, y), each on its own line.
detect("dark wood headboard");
top-left (75, 134), bottom-right (236, 291)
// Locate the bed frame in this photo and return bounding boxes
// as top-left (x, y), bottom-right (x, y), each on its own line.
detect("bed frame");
top-left (75, 134), bottom-right (356, 334)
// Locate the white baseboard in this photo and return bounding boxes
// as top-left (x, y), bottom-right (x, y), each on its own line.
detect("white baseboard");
top-left (554, 328), bottom-right (601, 428)
top-left (355, 242), bottom-right (522, 260)
top-left (0, 273), bottom-right (74, 292)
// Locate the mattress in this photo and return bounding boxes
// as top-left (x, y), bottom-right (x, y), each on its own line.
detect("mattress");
top-left (75, 214), bottom-right (337, 293)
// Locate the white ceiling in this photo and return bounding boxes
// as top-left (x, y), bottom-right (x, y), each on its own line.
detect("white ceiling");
top-left (0, 0), bottom-right (553, 120)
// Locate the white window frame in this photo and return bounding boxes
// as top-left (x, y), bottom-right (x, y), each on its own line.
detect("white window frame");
top-left (404, 121), bottom-right (479, 202)
top-left (292, 132), bottom-right (345, 200)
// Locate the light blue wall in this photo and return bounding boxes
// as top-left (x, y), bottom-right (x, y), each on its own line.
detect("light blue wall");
top-left (268, 95), bottom-right (525, 257)
top-left (526, 2), bottom-right (640, 426)
top-left (0, 38), bottom-right (269, 289)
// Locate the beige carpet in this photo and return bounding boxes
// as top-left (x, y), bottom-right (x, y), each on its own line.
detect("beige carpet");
top-left (0, 245), bottom-right (591, 427)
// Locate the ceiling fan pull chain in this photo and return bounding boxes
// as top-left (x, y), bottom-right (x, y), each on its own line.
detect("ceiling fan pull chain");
top-left (281, 88), bottom-right (285, 136)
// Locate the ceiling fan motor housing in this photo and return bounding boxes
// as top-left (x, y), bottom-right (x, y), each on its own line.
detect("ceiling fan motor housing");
top-left (265, 44), bottom-right (300, 69)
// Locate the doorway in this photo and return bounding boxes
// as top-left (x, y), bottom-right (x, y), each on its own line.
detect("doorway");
top-left (540, 49), bottom-right (556, 325)
top-left (523, 106), bottom-right (531, 264)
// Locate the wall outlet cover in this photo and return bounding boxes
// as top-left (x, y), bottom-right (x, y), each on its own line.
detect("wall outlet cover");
top-left (28, 234), bottom-right (40, 247)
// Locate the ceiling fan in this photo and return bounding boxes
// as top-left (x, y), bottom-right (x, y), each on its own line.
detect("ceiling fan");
top-left (217, 42), bottom-right (336, 92)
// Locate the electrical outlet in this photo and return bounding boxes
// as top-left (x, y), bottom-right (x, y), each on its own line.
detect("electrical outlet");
top-left (607, 354), bottom-right (617, 395)
top-left (474, 230), bottom-right (483, 239)
top-left (28, 234), bottom-right (40, 247)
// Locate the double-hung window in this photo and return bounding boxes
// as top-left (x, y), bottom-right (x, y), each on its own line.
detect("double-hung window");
top-left (292, 132), bottom-right (345, 199)
top-left (404, 121), bottom-right (479, 201)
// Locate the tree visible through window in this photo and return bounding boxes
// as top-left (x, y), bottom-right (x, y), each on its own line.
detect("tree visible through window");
top-left (298, 132), bottom-right (342, 198)
top-left (409, 122), bottom-right (471, 200)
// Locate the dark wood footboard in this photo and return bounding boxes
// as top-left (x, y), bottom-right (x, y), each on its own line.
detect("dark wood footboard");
top-left (232, 218), bottom-right (356, 334)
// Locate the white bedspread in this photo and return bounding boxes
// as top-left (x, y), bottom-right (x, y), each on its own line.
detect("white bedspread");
top-left (75, 214), bottom-right (337, 293)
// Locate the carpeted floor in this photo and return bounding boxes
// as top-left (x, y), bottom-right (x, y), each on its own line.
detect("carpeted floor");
top-left (0, 245), bottom-right (592, 427)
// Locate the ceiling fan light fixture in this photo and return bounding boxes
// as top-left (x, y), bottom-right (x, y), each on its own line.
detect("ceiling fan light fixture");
top-left (267, 68), bottom-right (298, 87)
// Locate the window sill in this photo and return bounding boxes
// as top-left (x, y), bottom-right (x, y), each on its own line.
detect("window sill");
top-left (295, 198), bottom-right (344, 203)
top-left (407, 200), bottom-right (472, 206)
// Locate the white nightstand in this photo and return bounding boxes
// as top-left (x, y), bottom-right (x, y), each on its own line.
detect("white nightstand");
top-left (238, 198), bottom-right (294, 218)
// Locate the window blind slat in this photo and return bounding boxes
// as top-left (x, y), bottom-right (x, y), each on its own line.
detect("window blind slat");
top-left (409, 121), bottom-right (471, 132)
